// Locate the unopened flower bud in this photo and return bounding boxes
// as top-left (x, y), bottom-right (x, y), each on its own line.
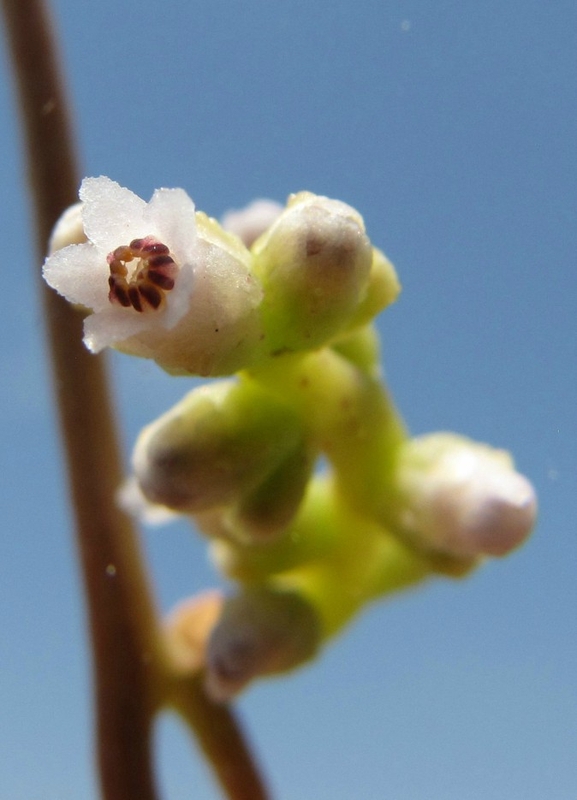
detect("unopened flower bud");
top-left (132, 378), bottom-right (309, 520)
top-left (252, 191), bottom-right (373, 353)
top-left (205, 587), bottom-right (321, 700)
top-left (221, 198), bottom-right (283, 247)
top-left (331, 325), bottom-right (382, 375)
top-left (231, 441), bottom-right (313, 540)
top-left (164, 591), bottom-right (224, 674)
top-left (48, 202), bottom-right (86, 252)
top-left (396, 434), bottom-right (537, 558)
top-left (341, 247), bottom-right (401, 332)
top-left (196, 437), bottom-right (313, 543)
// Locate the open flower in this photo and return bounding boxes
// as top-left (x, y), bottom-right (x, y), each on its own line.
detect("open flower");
top-left (44, 176), bottom-right (198, 353)
top-left (44, 177), bottom-right (264, 376)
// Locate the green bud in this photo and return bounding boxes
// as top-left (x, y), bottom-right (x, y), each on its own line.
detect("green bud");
top-left (132, 377), bottom-right (309, 518)
top-left (193, 437), bottom-right (314, 544)
top-left (268, 476), bottom-right (433, 637)
top-left (230, 439), bottom-right (314, 541)
top-left (330, 324), bottom-right (382, 375)
top-left (340, 247), bottom-right (401, 333)
top-left (205, 586), bottom-right (321, 700)
top-left (252, 191), bottom-right (373, 353)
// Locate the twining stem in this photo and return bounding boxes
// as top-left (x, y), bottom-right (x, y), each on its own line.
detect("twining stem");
top-left (1, 0), bottom-right (161, 796)
top-left (170, 675), bottom-right (270, 800)
top-left (1, 1), bottom-right (269, 798)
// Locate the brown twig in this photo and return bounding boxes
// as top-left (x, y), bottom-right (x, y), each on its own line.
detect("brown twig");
top-left (1, 1), bottom-right (270, 798)
top-left (171, 674), bottom-right (270, 800)
top-left (1, 0), bottom-right (161, 796)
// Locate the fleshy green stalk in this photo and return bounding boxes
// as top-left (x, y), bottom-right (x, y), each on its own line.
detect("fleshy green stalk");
top-left (246, 347), bottom-right (407, 520)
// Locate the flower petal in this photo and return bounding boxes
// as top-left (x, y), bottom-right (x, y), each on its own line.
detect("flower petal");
top-left (143, 188), bottom-right (199, 330)
top-left (43, 242), bottom-right (110, 311)
top-left (163, 260), bottom-right (195, 329)
top-left (80, 176), bottom-right (148, 250)
top-left (83, 306), bottom-right (159, 352)
top-left (144, 187), bottom-right (197, 260)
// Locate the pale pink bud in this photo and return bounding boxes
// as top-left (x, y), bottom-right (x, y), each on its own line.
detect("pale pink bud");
top-left (221, 199), bottom-right (284, 247)
top-left (397, 434), bottom-right (537, 558)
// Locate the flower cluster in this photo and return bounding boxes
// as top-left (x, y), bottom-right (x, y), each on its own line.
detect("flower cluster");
top-left (44, 178), bottom-right (537, 700)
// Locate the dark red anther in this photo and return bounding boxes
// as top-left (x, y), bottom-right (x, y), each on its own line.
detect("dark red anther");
top-left (138, 282), bottom-right (163, 309)
top-left (107, 236), bottom-right (176, 312)
top-left (108, 276), bottom-right (131, 307)
top-left (128, 284), bottom-right (143, 312)
top-left (149, 254), bottom-right (175, 269)
top-left (142, 242), bottom-right (170, 255)
top-left (147, 270), bottom-right (175, 290)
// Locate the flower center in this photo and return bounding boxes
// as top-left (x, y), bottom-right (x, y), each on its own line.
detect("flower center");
top-left (107, 236), bottom-right (178, 312)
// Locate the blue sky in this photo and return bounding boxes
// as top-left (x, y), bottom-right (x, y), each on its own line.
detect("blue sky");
top-left (1, 1), bottom-right (576, 798)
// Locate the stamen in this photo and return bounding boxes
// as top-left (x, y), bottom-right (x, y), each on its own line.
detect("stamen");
top-left (138, 282), bottom-right (163, 309)
top-left (111, 245), bottom-right (134, 262)
top-left (148, 271), bottom-right (175, 291)
top-left (149, 254), bottom-right (175, 268)
top-left (108, 275), bottom-right (131, 307)
top-left (142, 242), bottom-right (170, 255)
top-left (128, 285), bottom-right (143, 312)
top-left (107, 236), bottom-right (178, 312)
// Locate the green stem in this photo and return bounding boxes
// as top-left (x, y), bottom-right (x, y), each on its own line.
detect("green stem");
top-left (246, 348), bottom-right (407, 522)
top-left (1, 1), bottom-right (270, 798)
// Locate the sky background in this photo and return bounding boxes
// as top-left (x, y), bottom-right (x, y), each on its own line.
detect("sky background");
top-left (0, 1), bottom-right (575, 798)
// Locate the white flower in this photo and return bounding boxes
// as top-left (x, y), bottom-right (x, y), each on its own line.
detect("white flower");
top-left (43, 177), bottom-right (264, 376)
top-left (43, 176), bottom-right (198, 353)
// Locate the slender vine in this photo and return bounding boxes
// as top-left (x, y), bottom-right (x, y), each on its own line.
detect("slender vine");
top-left (0, 1), bottom-right (269, 798)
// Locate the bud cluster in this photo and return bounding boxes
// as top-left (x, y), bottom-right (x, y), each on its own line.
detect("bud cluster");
top-left (44, 178), bottom-right (537, 700)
